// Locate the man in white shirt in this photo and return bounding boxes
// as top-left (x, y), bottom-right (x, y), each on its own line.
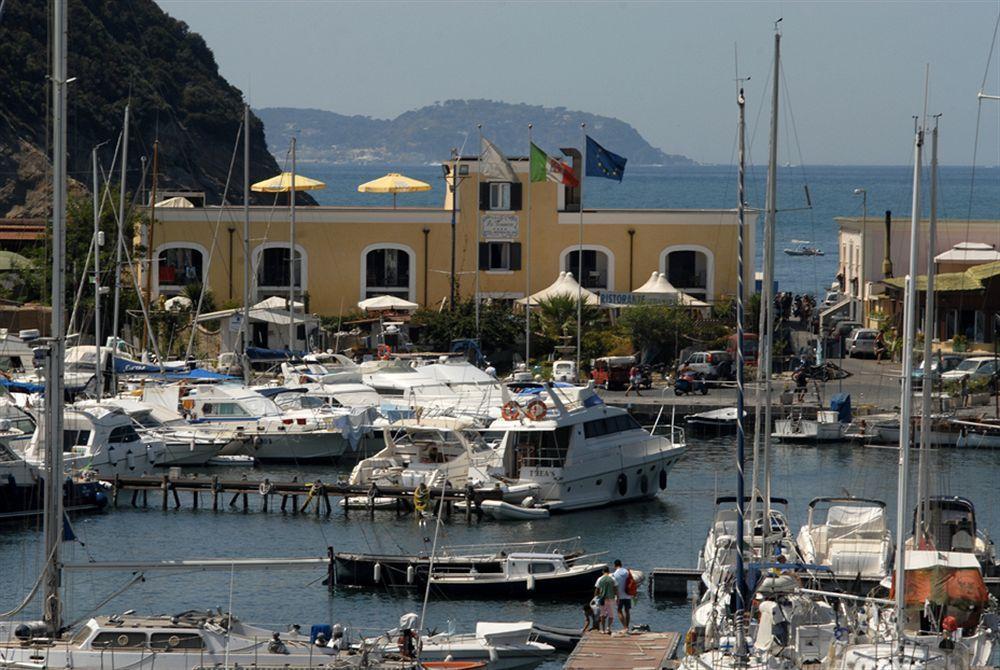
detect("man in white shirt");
top-left (611, 559), bottom-right (632, 631)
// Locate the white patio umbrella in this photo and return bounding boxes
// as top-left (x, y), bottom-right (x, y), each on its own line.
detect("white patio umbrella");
top-left (516, 271), bottom-right (601, 306)
top-left (358, 294), bottom-right (420, 312)
top-left (634, 271), bottom-right (709, 307)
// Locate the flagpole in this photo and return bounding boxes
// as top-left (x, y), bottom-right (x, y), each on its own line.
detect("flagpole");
top-left (475, 124), bottom-right (483, 347)
top-left (525, 124), bottom-right (532, 368)
top-left (576, 123), bottom-right (585, 379)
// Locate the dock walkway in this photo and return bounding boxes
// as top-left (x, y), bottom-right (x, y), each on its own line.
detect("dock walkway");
top-left (100, 474), bottom-right (503, 520)
top-left (564, 631), bottom-right (680, 670)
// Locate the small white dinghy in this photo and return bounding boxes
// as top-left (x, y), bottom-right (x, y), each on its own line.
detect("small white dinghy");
top-left (339, 496), bottom-right (399, 510)
top-left (481, 499), bottom-right (550, 520)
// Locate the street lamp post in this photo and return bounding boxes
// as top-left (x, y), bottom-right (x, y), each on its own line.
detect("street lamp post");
top-left (853, 188), bottom-right (867, 324)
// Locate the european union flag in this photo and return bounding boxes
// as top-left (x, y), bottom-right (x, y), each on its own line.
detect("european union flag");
top-left (585, 136), bottom-right (627, 182)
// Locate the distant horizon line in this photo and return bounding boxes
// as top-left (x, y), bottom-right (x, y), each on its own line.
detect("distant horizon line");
top-left (269, 158), bottom-right (999, 169)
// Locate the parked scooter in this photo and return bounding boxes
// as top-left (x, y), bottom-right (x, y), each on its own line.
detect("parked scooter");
top-left (674, 370), bottom-right (708, 396)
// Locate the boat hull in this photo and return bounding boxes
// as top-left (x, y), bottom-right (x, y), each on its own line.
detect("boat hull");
top-left (773, 419), bottom-right (844, 442)
top-left (429, 565), bottom-right (605, 599)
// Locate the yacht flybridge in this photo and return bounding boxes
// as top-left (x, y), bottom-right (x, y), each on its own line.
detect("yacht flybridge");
top-left (795, 497), bottom-right (893, 581)
top-left (487, 383), bottom-right (686, 512)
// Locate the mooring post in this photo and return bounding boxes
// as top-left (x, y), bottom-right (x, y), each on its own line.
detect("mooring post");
top-left (112, 474), bottom-right (120, 507)
top-left (327, 546), bottom-right (336, 593)
top-left (130, 489), bottom-right (138, 507)
top-left (322, 489), bottom-right (331, 515)
top-left (212, 475), bottom-right (220, 511)
top-left (161, 474), bottom-right (169, 510)
top-left (242, 491), bottom-right (248, 512)
top-left (171, 483), bottom-right (180, 510)
top-left (192, 489), bottom-right (198, 509)
top-left (143, 488), bottom-right (148, 507)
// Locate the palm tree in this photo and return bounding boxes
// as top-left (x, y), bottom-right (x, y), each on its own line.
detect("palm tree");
top-left (535, 295), bottom-right (602, 342)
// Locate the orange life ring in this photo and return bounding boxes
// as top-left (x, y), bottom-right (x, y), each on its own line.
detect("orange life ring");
top-left (501, 401), bottom-right (522, 421)
top-left (524, 399), bottom-right (547, 421)
top-left (377, 344), bottom-right (392, 360)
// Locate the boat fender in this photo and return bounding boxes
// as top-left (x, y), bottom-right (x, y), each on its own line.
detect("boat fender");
top-left (526, 574), bottom-right (535, 591)
top-left (521, 496), bottom-right (536, 508)
top-left (501, 401), bottom-right (522, 421)
top-left (658, 469), bottom-right (667, 491)
top-left (252, 435), bottom-right (263, 448)
top-left (259, 480), bottom-right (273, 496)
top-left (525, 399), bottom-right (547, 421)
top-left (488, 648), bottom-right (499, 663)
top-left (407, 565), bottom-right (416, 584)
top-left (126, 450), bottom-right (135, 471)
top-left (617, 473), bottom-right (627, 496)
top-left (373, 562), bottom-right (382, 584)
top-left (640, 474), bottom-right (649, 495)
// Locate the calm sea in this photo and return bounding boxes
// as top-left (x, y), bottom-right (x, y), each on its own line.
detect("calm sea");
top-left (301, 163), bottom-right (1000, 298)
top-left (1, 439), bottom-right (997, 668)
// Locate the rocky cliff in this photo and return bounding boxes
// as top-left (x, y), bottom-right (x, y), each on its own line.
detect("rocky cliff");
top-left (0, 0), bottom-right (309, 218)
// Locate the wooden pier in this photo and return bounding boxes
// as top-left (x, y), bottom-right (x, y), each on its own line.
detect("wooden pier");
top-left (101, 474), bottom-right (504, 521)
top-left (564, 631), bottom-right (680, 670)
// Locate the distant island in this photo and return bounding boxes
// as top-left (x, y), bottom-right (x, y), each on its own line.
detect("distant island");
top-left (256, 100), bottom-right (695, 166)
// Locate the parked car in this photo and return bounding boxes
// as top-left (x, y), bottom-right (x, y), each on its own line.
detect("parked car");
top-left (912, 353), bottom-right (966, 386)
top-left (822, 290), bottom-right (843, 308)
top-left (677, 350), bottom-right (733, 380)
top-left (552, 360), bottom-right (577, 383)
top-left (846, 328), bottom-right (879, 358)
top-left (940, 356), bottom-right (998, 389)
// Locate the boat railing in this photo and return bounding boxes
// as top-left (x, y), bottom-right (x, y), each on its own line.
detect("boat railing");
top-left (648, 423), bottom-right (685, 445)
top-left (436, 535), bottom-right (583, 557)
top-left (519, 455), bottom-right (566, 469)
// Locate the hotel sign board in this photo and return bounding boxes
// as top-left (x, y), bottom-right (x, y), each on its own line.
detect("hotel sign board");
top-left (480, 214), bottom-right (519, 240)
top-left (599, 292), bottom-right (673, 307)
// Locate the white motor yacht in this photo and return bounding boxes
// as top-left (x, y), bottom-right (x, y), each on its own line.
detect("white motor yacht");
top-left (772, 409), bottom-right (845, 442)
top-left (365, 615), bottom-right (554, 670)
top-left (22, 404), bottom-right (163, 477)
top-left (362, 359), bottom-right (502, 423)
top-left (179, 384), bottom-right (352, 462)
top-left (281, 352), bottom-right (363, 385)
top-left (349, 417), bottom-right (501, 489)
top-left (486, 383), bottom-right (686, 511)
top-left (79, 397), bottom-right (228, 466)
top-left (795, 497), bottom-right (893, 581)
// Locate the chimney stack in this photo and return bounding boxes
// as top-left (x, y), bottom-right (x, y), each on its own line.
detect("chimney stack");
top-left (882, 210), bottom-right (893, 278)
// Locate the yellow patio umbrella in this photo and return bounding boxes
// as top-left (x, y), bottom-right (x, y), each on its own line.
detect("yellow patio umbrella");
top-left (357, 172), bottom-right (431, 208)
top-left (250, 171), bottom-right (326, 193)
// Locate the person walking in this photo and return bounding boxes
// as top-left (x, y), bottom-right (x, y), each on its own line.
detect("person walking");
top-left (624, 364), bottom-right (642, 397)
top-left (611, 559), bottom-right (634, 632)
top-left (593, 566), bottom-right (617, 634)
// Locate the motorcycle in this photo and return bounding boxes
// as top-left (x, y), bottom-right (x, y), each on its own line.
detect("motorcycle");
top-left (674, 371), bottom-right (708, 396)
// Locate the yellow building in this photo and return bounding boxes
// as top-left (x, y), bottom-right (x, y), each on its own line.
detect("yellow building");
top-left (149, 158), bottom-right (757, 317)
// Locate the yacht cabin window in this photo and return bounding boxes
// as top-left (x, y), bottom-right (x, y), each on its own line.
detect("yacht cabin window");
top-left (63, 429), bottom-right (91, 452)
top-left (202, 402), bottom-right (249, 417)
top-left (528, 561), bottom-right (557, 574)
top-left (91, 632), bottom-right (148, 649)
top-left (109, 425), bottom-right (142, 443)
top-left (511, 427), bottom-right (572, 468)
top-left (149, 632), bottom-right (205, 650)
top-left (583, 414), bottom-right (642, 439)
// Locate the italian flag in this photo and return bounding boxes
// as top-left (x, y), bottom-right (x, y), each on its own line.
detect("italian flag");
top-left (530, 143), bottom-right (579, 187)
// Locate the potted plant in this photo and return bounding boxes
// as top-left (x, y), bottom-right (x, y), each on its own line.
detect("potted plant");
top-left (952, 333), bottom-right (968, 352)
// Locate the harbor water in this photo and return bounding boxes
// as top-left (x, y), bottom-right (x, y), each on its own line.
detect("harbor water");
top-left (2, 435), bottom-right (997, 668)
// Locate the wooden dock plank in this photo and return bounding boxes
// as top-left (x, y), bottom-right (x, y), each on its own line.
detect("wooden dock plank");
top-left (564, 631), bottom-right (679, 670)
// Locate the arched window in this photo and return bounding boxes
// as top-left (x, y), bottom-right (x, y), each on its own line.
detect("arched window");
top-left (362, 244), bottom-right (414, 300)
top-left (155, 243), bottom-right (206, 295)
top-left (660, 245), bottom-right (713, 301)
top-left (253, 243), bottom-right (307, 301)
top-left (560, 246), bottom-right (614, 291)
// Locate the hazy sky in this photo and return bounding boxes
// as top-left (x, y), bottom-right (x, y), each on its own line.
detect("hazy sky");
top-left (158, 0), bottom-right (999, 165)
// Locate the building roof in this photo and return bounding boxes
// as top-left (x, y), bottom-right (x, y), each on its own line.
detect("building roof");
top-left (883, 260), bottom-right (1000, 292)
top-left (934, 241), bottom-right (1000, 264)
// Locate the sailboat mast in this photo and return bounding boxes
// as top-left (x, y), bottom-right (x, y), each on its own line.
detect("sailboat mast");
top-left (43, 0), bottom-right (68, 635)
top-left (242, 104), bottom-right (252, 384)
top-left (289, 137), bottom-right (297, 349)
top-left (111, 104), bottom-right (129, 394)
top-left (761, 28), bottom-right (781, 535)
top-left (733, 85), bottom-right (749, 665)
top-left (916, 118), bottom-right (939, 542)
top-left (93, 149), bottom-right (103, 401)
top-left (895, 119), bottom-right (924, 660)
